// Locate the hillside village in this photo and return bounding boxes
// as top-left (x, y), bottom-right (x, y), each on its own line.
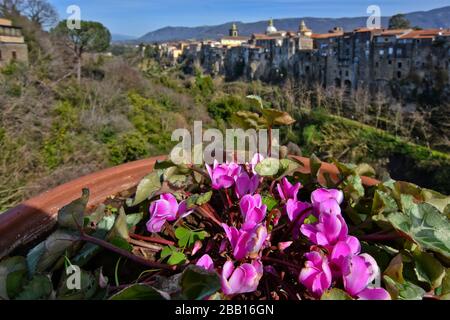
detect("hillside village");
top-left (158, 20), bottom-right (450, 98)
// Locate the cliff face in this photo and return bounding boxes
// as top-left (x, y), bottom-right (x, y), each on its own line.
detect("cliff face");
top-left (181, 31), bottom-right (450, 103)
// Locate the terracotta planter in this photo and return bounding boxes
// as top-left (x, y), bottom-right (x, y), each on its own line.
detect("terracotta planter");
top-left (0, 155), bottom-right (379, 259)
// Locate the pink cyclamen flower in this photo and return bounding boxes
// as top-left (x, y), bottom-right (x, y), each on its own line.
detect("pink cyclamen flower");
top-left (299, 251), bottom-right (332, 297)
top-left (329, 238), bottom-right (361, 276)
top-left (285, 199), bottom-right (312, 238)
top-left (196, 254), bottom-right (215, 272)
top-left (285, 199), bottom-right (311, 222)
top-left (191, 240), bottom-right (203, 256)
top-left (206, 160), bottom-right (241, 190)
top-left (240, 194), bottom-right (267, 231)
top-left (250, 153), bottom-right (265, 175)
top-left (300, 200), bottom-right (348, 248)
top-left (277, 177), bottom-right (302, 201)
top-left (222, 223), bottom-right (267, 260)
top-left (221, 260), bottom-right (263, 295)
top-left (235, 171), bottom-right (260, 199)
top-left (311, 188), bottom-right (344, 212)
top-left (342, 254), bottom-right (391, 300)
top-left (146, 194), bottom-right (192, 233)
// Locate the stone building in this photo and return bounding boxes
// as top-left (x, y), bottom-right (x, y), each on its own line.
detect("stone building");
top-left (178, 19), bottom-right (450, 98)
top-left (220, 24), bottom-right (250, 47)
top-left (0, 18), bottom-right (28, 68)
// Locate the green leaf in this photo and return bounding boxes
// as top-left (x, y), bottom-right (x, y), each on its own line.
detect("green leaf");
top-left (246, 95), bottom-right (264, 109)
top-left (126, 212), bottom-right (144, 229)
top-left (186, 191), bottom-right (213, 209)
top-left (333, 161), bottom-right (357, 177)
top-left (110, 284), bottom-right (170, 300)
top-left (303, 214), bottom-right (318, 225)
top-left (355, 163), bottom-right (376, 177)
top-left (309, 154), bottom-right (322, 180)
top-left (261, 108), bottom-right (295, 126)
top-left (230, 111), bottom-right (267, 130)
top-left (386, 203), bottom-right (450, 258)
top-left (262, 196), bottom-right (279, 212)
top-left (372, 190), bottom-right (399, 216)
top-left (16, 275), bottom-right (53, 300)
top-left (97, 215), bottom-right (116, 231)
top-left (255, 158), bottom-right (281, 177)
top-left (413, 248), bottom-right (445, 289)
top-left (84, 204), bottom-right (106, 227)
top-left (344, 175), bottom-right (365, 202)
top-left (167, 252), bottom-right (186, 265)
top-left (57, 268), bottom-right (98, 300)
top-left (175, 227), bottom-right (208, 248)
top-left (438, 269), bottom-right (450, 298)
top-left (108, 208), bottom-right (129, 240)
top-left (109, 236), bottom-right (133, 252)
top-left (165, 167), bottom-right (191, 189)
top-left (421, 189), bottom-right (450, 214)
top-left (180, 265), bottom-right (221, 300)
top-left (6, 269), bottom-right (28, 299)
top-left (126, 171), bottom-right (162, 207)
top-left (277, 159), bottom-right (300, 179)
top-left (383, 275), bottom-right (426, 300)
top-left (58, 188), bottom-right (89, 230)
top-left (0, 256), bottom-right (27, 299)
top-left (26, 229), bottom-right (78, 276)
top-left (321, 288), bottom-right (353, 300)
top-left (154, 160), bottom-right (176, 170)
top-left (384, 254), bottom-right (405, 283)
top-left (160, 246), bottom-right (187, 266)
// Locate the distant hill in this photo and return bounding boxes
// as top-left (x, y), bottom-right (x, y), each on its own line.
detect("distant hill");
top-left (137, 6), bottom-right (450, 43)
top-left (112, 34), bottom-right (136, 42)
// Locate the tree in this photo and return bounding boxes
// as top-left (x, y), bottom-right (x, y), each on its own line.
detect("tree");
top-left (388, 14), bottom-right (411, 30)
top-left (0, 0), bottom-right (23, 17)
top-left (21, 0), bottom-right (58, 27)
top-left (1, 0), bottom-right (57, 27)
top-left (52, 20), bottom-right (111, 83)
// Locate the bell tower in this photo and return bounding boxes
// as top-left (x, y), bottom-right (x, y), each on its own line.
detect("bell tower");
top-left (229, 23), bottom-right (238, 37)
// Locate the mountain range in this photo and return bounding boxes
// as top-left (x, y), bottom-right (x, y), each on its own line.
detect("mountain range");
top-left (126, 6), bottom-right (450, 43)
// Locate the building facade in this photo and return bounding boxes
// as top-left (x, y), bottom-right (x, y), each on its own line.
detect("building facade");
top-left (0, 18), bottom-right (28, 68)
top-left (178, 20), bottom-right (450, 99)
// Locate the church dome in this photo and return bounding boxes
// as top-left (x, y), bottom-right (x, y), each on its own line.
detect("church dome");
top-left (266, 19), bottom-right (277, 34)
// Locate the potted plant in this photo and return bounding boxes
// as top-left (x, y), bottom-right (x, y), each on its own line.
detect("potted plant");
top-left (0, 98), bottom-right (449, 301)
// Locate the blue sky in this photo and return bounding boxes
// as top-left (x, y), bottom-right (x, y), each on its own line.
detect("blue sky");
top-left (48, 0), bottom-right (450, 37)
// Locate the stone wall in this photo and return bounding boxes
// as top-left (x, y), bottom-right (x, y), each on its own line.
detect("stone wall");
top-left (0, 42), bottom-right (28, 67)
top-left (179, 30), bottom-right (450, 101)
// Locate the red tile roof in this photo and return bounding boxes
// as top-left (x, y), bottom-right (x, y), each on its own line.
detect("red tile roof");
top-left (311, 32), bottom-right (343, 39)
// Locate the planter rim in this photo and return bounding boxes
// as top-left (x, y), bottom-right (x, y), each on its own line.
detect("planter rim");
top-left (0, 155), bottom-right (379, 259)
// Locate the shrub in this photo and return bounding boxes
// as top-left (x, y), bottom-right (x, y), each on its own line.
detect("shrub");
top-left (108, 131), bottom-right (150, 165)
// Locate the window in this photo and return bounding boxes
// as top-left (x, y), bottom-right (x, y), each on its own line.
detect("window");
top-left (0, 49), bottom-right (2, 60)
top-left (397, 48), bottom-right (403, 56)
top-left (379, 49), bottom-right (384, 56)
top-left (375, 62), bottom-right (379, 68)
top-left (397, 71), bottom-right (402, 79)
top-left (388, 60), bottom-right (392, 65)
top-left (388, 47), bottom-right (393, 55)
top-left (398, 62), bottom-right (402, 69)
top-left (345, 70), bottom-right (349, 77)
top-left (12, 51), bottom-right (17, 60)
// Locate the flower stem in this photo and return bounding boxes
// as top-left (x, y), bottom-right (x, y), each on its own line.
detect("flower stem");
top-left (79, 233), bottom-right (176, 271)
top-left (357, 231), bottom-right (401, 242)
top-left (130, 233), bottom-right (175, 246)
top-left (261, 256), bottom-right (302, 272)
